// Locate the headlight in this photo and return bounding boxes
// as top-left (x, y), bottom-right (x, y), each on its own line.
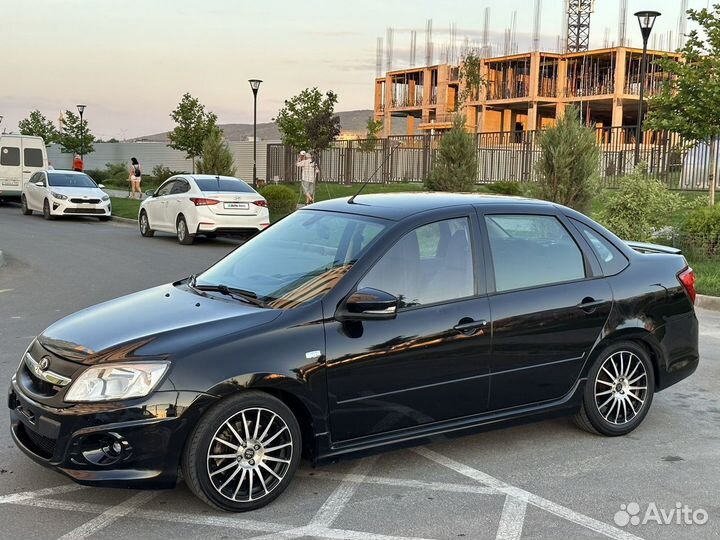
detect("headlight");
top-left (51, 191), bottom-right (68, 200)
top-left (65, 362), bottom-right (169, 402)
top-left (101, 195), bottom-right (110, 201)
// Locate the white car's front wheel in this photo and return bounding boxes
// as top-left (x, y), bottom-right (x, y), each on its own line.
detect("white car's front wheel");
top-left (43, 199), bottom-right (54, 221)
top-left (21, 195), bottom-right (32, 216)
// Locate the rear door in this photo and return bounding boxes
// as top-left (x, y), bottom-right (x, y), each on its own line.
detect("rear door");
top-left (479, 208), bottom-right (612, 411)
top-left (0, 139), bottom-right (22, 196)
top-left (165, 177), bottom-right (191, 227)
top-left (21, 139), bottom-right (46, 184)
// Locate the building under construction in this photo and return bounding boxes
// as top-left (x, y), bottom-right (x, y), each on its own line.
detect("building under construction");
top-left (374, 45), bottom-right (680, 140)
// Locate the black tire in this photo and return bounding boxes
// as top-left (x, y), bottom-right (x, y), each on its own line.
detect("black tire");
top-left (43, 199), bottom-right (54, 220)
top-left (139, 210), bottom-right (154, 237)
top-left (99, 215), bottom-right (111, 222)
top-left (182, 391), bottom-right (302, 512)
top-left (176, 215), bottom-right (195, 245)
top-left (21, 195), bottom-right (32, 215)
top-left (574, 340), bottom-right (655, 436)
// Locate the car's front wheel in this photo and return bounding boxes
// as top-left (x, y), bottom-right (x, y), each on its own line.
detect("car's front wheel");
top-left (43, 199), bottom-right (54, 220)
top-left (176, 215), bottom-right (195, 245)
top-left (139, 210), bottom-right (154, 237)
top-left (575, 341), bottom-right (654, 436)
top-left (182, 392), bottom-right (301, 512)
top-left (21, 195), bottom-right (32, 215)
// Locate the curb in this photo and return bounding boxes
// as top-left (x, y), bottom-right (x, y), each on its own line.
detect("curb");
top-left (111, 216), bottom-right (137, 225)
top-left (697, 294), bottom-right (720, 312)
top-left (0, 249), bottom-right (5, 268)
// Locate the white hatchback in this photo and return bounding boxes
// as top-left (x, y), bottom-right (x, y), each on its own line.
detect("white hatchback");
top-left (138, 175), bottom-right (270, 244)
top-left (21, 170), bottom-right (111, 220)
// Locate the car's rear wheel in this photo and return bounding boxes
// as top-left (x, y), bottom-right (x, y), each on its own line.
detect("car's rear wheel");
top-left (575, 341), bottom-right (654, 436)
top-left (21, 195), bottom-right (32, 215)
top-left (139, 211), bottom-right (154, 237)
top-left (176, 215), bottom-right (195, 245)
top-left (182, 392), bottom-right (301, 512)
top-left (43, 199), bottom-right (54, 220)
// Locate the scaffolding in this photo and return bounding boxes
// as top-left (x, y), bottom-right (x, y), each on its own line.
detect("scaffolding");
top-left (486, 56), bottom-right (531, 100)
top-left (566, 52), bottom-right (616, 97)
top-left (623, 51), bottom-right (670, 96)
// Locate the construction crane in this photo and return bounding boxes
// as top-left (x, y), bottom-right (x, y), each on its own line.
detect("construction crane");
top-left (566, 0), bottom-right (595, 52)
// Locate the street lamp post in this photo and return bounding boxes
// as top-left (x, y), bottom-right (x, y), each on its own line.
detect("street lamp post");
top-left (248, 79), bottom-right (262, 188)
top-left (633, 10), bottom-right (661, 165)
top-left (76, 104), bottom-right (86, 162)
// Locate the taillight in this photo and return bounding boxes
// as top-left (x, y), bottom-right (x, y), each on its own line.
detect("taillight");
top-left (677, 266), bottom-right (696, 304)
top-left (252, 200), bottom-right (268, 207)
top-left (190, 197), bottom-right (220, 206)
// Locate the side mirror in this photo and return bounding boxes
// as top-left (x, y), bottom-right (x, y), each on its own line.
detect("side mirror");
top-left (336, 287), bottom-right (398, 321)
top-left (97, 183), bottom-right (105, 189)
top-left (34, 181), bottom-right (45, 187)
top-left (145, 190), bottom-right (154, 198)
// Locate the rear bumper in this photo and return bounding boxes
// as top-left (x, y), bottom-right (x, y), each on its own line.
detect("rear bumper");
top-left (195, 209), bottom-right (270, 235)
top-left (655, 310), bottom-right (700, 391)
top-left (8, 378), bottom-right (218, 489)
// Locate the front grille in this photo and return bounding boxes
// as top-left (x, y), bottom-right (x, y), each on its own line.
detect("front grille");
top-left (16, 423), bottom-right (56, 459)
top-left (64, 208), bottom-right (105, 214)
top-left (22, 363), bottom-right (57, 396)
top-left (70, 198), bottom-right (101, 204)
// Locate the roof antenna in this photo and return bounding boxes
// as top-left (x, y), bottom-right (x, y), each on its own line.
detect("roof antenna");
top-left (348, 141), bottom-right (402, 204)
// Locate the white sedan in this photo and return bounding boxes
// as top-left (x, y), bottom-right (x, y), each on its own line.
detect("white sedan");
top-left (139, 175), bottom-right (270, 244)
top-left (21, 170), bottom-right (111, 221)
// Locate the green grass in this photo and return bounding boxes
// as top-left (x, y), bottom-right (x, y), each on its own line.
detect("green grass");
top-left (687, 259), bottom-right (720, 297)
top-left (110, 197), bottom-right (140, 219)
top-left (285, 181), bottom-right (428, 202)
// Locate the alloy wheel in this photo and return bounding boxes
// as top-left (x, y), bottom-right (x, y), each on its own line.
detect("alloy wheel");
top-left (594, 351), bottom-right (648, 425)
top-left (206, 407), bottom-right (293, 503)
top-left (141, 213), bottom-right (148, 233)
top-left (178, 219), bottom-right (186, 241)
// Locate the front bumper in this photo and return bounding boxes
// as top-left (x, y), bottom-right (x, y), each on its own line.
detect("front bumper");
top-left (50, 198), bottom-right (111, 217)
top-left (8, 378), bottom-right (217, 489)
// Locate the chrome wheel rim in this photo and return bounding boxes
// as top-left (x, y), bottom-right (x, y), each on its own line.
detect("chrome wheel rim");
top-left (178, 220), bottom-right (186, 240)
top-left (140, 213), bottom-right (148, 233)
top-left (594, 351), bottom-right (648, 425)
top-left (43, 201), bottom-right (49, 217)
top-left (206, 407), bottom-right (293, 502)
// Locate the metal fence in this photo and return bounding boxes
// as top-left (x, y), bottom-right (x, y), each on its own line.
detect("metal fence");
top-left (266, 127), bottom-right (719, 191)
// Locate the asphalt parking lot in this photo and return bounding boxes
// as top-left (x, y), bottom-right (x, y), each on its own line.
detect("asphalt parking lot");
top-left (1, 203), bottom-right (719, 540)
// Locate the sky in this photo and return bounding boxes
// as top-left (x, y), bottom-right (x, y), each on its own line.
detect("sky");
top-left (0, 0), bottom-right (706, 139)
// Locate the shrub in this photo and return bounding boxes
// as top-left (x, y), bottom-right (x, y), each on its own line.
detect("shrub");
top-left (151, 164), bottom-right (179, 184)
top-left (486, 181), bottom-right (525, 196)
top-left (535, 105), bottom-right (599, 213)
top-left (425, 115), bottom-right (477, 192)
top-left (682, 205), bottom-right (720, 257)
top-left (597, 164), bottom-right (684, 241)
top-left (85, 168), bottom-right (108, 183)
top-left (196, 127), bottom-right (236, 176)
top-left (260, 185), bottom-right (297, 218)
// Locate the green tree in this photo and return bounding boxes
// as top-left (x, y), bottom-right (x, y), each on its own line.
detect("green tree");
top-left (58, 110), bottom-right (95, 155)
top-left (275, 88), bottom-right (341, 159)
top-left (425, 115), bottom-right (477, 192)
top-left (195, 127), bottom-right (236, 176)
top-left (358, 117), bottom-right (383, 152)
top-left (168, 93), bottom-right (218, 173)
top-left (535, 105), bottom-right (598, 213)
top-left (644, 5), bottom-right (720, 206)
top-left (18, 110), bottom-right (58, 144)
top-left (458, 49), bottom-right (484, 107)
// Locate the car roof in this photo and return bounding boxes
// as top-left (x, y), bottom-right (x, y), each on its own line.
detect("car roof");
top-left (47, 169), bottom-right (88, 175)
top-left (187, 175), bottom-right (248, 182)
top-left (307, 192), bottom-right (555, 221)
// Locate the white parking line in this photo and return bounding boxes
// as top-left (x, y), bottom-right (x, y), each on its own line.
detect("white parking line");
top-left (56, 491), bottom-right (157, 540)
top-left (496, 496), bottom-right (527, 540)
top-left (0, 484), bottom-right (85, 504)
top-left (414, 447), bottom-right (645, 540)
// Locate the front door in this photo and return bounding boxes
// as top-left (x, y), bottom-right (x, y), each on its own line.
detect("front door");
top-left (324, 214), bottom-right (492, 442)
top-left (146, 180), bottom-right (175, 231)
top-left (481, 211), bottom-right (613, 410)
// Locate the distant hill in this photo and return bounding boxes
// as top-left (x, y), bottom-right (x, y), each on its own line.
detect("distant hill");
top-left (133, 109), bottom-right (381, 142)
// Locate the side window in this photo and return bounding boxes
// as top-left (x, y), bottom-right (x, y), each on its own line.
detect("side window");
top-left (23, 148), bottom-right (44, 168)
top-left (171, 179), bottom-right (190, 194)
top-left (1, 147), bottom-right (20, 166)
top-left (485, 214), bottom-right (586, 292)
top-left (571, 219), bottom-right (629, 275)
top-left (156, 181), bottom-right (175, 197)
top-left (358, 217), bottom-right (475, 308)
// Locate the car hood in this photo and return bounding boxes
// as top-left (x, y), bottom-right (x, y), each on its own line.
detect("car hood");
top-left (49, 186), bottom-right (106, 198)
top-left (38, 283), bottom-right (281, 365)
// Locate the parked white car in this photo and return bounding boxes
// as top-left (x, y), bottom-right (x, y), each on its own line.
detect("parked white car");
top-left (21, 170), bottom-right (111, 220)
top-left (138, 175), bottom-right (270, 244)
top-left (0, 134), bottom-right (47, 202)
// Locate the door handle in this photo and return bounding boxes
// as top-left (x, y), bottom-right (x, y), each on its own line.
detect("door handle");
top-left (453, 318), bottom-right (488, 334)
top-left (576, 298), bottom-right (606, 312)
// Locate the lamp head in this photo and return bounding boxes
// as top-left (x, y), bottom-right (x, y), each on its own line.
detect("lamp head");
top-left (634, 11), bottom-right (661, 41)
top-left (76, 104), bottom-right (86, 115)
top-left (249, 79), bottom-right (262, 92)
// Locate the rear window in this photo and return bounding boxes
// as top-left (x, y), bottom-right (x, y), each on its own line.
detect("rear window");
top-left (1, 147), bottom-right (20, 166)
top-left (196, 178), bottom-right (254, 193)
top-left (24, 148), bottom-right (44, 167)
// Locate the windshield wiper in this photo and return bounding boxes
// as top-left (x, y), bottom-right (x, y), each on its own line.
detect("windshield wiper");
top-left (188, 275), bottom-right (268, 308)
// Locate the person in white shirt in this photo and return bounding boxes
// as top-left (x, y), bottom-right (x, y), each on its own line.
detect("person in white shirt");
top-left (296, 151), bottom-right (317, 204)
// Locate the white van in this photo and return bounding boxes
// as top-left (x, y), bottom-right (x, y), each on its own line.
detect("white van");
top-left (0, 135), bottom-right (48, 201)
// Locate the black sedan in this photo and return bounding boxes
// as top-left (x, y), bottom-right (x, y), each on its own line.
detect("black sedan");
top-left (8, 193), bottom-right (699, 512)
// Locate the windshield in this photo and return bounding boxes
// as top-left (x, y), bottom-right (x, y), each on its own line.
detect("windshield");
top-left (195, 178), bottom-right (254, 193)
top-left (48, 172), bottom-right (98, 188)
top-left (197, 210), bottom-right (387, 309)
